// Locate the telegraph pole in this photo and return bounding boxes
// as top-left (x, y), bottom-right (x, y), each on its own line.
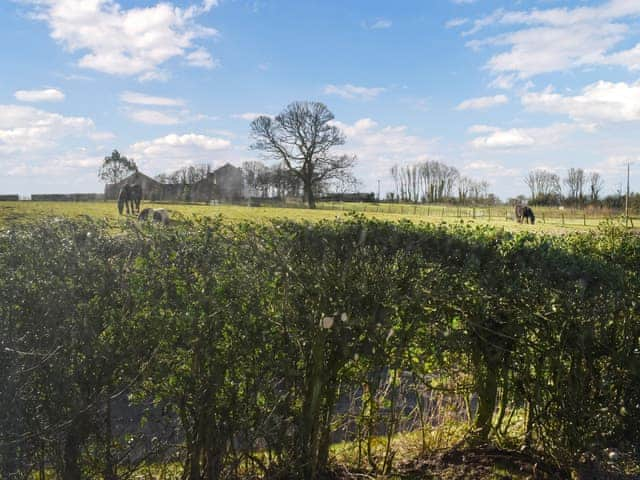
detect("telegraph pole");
top-left (377, 179), bottom-right (381, 202)
top-left (625, 160), bottom-right (630, 227)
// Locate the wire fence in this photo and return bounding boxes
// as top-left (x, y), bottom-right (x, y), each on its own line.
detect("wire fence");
top-left (317, 202), bottom-right (639, 228)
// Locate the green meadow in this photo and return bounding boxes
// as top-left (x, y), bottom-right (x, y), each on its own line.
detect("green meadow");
top-left (1, 200), bottom-right (635, 233)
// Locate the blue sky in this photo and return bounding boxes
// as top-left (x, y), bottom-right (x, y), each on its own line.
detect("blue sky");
top-left (1, 0), bottom-right (639, 199)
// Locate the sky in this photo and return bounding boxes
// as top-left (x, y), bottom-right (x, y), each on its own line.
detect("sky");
top-left (1, 0), bottom-right (640, 199)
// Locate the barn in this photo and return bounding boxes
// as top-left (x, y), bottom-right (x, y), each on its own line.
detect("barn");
top-left (105, 164), bottom-right (246, 203)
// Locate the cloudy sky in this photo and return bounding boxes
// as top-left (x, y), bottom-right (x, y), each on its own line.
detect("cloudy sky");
top-left (1, 0), bottom-right (639, 198)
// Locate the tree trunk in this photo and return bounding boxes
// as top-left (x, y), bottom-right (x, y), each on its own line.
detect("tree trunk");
top-left (62, 428), bottom-right (82, 480)
top-left (103, 399), bottom-right (117, 480)
top-left (304, 181), bottom-right (316, 209)
top-left (473, 360), bottom-right (498, 443)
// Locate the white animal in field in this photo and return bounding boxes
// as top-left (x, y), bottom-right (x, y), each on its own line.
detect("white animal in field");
top-left (138, 208), bottom-right (170, 225)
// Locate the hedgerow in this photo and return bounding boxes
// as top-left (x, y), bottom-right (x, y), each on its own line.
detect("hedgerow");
top-left (1, 216), bottom-right (638, 479)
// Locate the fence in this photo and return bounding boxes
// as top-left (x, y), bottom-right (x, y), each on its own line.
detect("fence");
top-left (316, 202), bottom-right (639, 228)
top-left (30, 193), bottom-right (105, 202)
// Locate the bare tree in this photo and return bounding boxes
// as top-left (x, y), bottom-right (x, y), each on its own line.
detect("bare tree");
top-left (525, 169), bottom-right (561, 203)
top-left (588, 172), bottom-right (604, 201)
top-left (524, 171), bottom-right (537, 199)
top-left (156, 164), bottom-right (211, 184)
top-left (242, 161), bottom-right (268, 196)
top-left (564, 168), bottom-right (585, 204)
top-left (250, 102), bottom-right (354, 208)
top-left (390, 165), bottom-right (399, 201)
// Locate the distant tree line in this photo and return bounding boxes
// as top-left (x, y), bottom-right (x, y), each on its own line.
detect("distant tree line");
top-left (155, 164), bottom-right (213, 185)
top-left (389, 161), bottom-right (495, 205)
top-left (522, 168), bottom-right (639, 210)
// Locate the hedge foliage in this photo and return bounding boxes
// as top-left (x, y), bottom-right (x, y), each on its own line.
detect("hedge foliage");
top-left (1, 216), bottom-right (638, 479)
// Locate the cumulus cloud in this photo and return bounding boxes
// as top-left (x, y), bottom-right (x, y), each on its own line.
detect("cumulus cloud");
top-left (127, 109), bottom-right (181, 125)
top-left (462, 1), bottom-right (640, 80)
top-left (470, 123), bottom-right (591, 150)
top-left (15, 88), bottom-right (65, 102)
top-left (456, 94), bottom-right (508, 110)
top-left (0, 104), bottom-right (95, 154)
top-left (22, 0), bottom-right (218, 80)
top-left (323, 84), bottom-right (386, 100)
top-left (522, 81), bottom-right (640, 123)
top-left (120, 91), bottom-right (184, 107)
top-left (0, 106), bottom-right (112, 193)
top-left (130, 133), bottom-right (232, 171)
top-left (186, 47), bottom-right (219, 69)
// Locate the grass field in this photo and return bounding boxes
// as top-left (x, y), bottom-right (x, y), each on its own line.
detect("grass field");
top-left (0, 200), bottom-right (637, 233)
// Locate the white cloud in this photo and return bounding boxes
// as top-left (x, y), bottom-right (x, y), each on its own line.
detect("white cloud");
top-left (363, 19), bottom-right (392, 30)
top-left (472, 128), bottom-right (535, 149)
top-left (22, 0), bottom-right (218, 80)
top-left (489, 74), bottom-right (517, 90)
top-left (323, 84), bottom-right (386, 100)
top-left (470, 123), bottom-right (591, 150)
top-left (89, 131), bottom-right (116, 141)
top-left (456, 94), bottom-right (508, 110)
top-left (186, 48), bottom-right (219, 69)
top-left (462, 1), bottom-right (640, 79)
top-left (0, 104), bottom-right (94, 154)
top-left (130, 133), bottom-right (232, 171)
top-left (452, 0), bottom-right (477, 4)
top-left (15, 88), bottom-right (65, 102)
top-left (446, 18), bottom-right (469, 29)
top-left (462, 160), bottom-right (520, 178)
top-left (127, 109), bottom-right (180, 125)
top-left (231, 112), bottom-right (270, 121)
top-left (523, 80), bottom-right (640, 122)
top-left (120, 91), bottom-right (184, 107)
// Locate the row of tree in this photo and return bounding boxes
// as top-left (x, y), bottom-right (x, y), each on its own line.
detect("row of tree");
top-left (390, 161), bottom-right (493, 204)
top-left (524, 168), bottom-right (605, 205)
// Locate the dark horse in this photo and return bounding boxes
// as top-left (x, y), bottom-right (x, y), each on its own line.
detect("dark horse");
top-left (515, 204), bottom-right (535, 224)
top-left (117, 183), bottom-right (143, 215)
top-left (117, 184), bottom-right (133, 215)
top-left (130, 183), bottom-right (142, 214)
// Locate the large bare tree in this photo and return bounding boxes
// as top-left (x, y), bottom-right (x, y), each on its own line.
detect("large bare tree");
top-left (564, 168), bottom-right (585, 204)
top-left (588, 172), bottom-right (604, 201)
top-left (250, 102), bottom-right (355, 208)
top-left (524, 169), bottom-right (561, 203)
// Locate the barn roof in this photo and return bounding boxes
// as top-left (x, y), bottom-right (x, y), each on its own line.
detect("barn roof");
top-left (108, 171), bottom-right (162, 189)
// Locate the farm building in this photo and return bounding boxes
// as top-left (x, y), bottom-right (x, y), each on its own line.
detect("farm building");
top-left (105, 171), bottom-right (166, 201)
top-left (105, 164), bottom-right (246, 203)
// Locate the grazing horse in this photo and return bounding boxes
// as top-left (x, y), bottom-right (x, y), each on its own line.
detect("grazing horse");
top-left (117, 184), bottom-right (134, 215)
top-left (129, 183), bottom-right (142, 214)
top-left (138, 207), bottom-right (170, 225)
top-left (515, 205), bottom-right (536, 224)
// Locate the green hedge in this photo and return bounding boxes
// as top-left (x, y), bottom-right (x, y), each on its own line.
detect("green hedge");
top-left (1, 217), bottom-right (638, 479)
